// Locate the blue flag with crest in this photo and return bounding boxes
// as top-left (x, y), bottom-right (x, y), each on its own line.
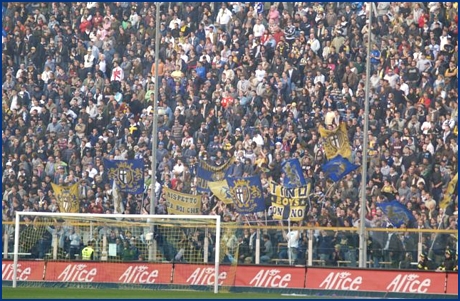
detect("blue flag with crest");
top-left (281, 158), bottom-right (307, 188)
top-left (377, 200), bottom-right (416, 227)
top-left (322, 155), bottom-right (359, 182)
top-left (104, 159), bottom-right (144, 194)
top-left (227, 175), bottom-right (265, 214)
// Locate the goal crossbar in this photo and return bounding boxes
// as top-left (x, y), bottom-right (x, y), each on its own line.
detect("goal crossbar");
top-left (13, 211), bottom-right (221, 293)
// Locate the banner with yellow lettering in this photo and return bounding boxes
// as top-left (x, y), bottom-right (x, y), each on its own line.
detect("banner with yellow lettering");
top-left (268, 182), bottom-right (311, 198)
top-left (208, 180), bottom-right (233, 204)
top-left (318, 122), bottom-right (352, 160)
top-left (51, 182), bottom-right (80, 213)
top-left (268, 181), bottom-right (311, 221)
top-left (163, 186), bottom-right (202, 215)
top-left (271, 199), bottom-right (308, 222)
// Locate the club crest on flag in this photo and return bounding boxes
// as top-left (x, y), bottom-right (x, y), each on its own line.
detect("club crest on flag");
top-left (59, 189), bottom-right (78, 213)
top-left (229, 179), bottom-right (261, 212)
top-left (51, 183), bottom-right (80, 213)
top-left (318, 122), bottom-right (352, 160)
top-left (105, 159), bottom-right (144, 194)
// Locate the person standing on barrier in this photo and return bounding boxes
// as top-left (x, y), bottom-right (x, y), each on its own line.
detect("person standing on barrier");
top-left (68, 227), bottom-right (82, 260)
top-left (280, 221), bottom-right (300, 265)
top-left (81, 240), bottom-right (95, 260)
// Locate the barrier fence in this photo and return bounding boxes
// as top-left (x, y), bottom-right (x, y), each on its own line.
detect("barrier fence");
top-left (2, 260), bottom-right (457, 295)
top-left (3, 221), bottom-right (457, 270)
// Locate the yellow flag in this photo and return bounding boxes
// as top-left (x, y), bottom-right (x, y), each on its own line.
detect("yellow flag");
top-left (51, 182), bottom-right (80, 213)
top-left (318, 122), bottom-right (352, 160)
top-left (163, 186), bottom-right (202, 215)
top-left (440, 173), bottom-right (458, 209)
top-left (208, 180), bottom-right (233, 204)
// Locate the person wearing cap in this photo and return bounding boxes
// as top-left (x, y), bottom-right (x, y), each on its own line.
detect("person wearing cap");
top-left (437, 249), bottom-right (456, 271)
top-left (417, 252), bottom-right (430, 270)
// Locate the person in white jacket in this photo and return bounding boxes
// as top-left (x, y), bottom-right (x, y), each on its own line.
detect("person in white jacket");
top-left (253, 19), bottom-right (266, 38)
top-left (216, 3), bottom-right (233, 31)
top-left (308, 33), bottom-right (321, 55)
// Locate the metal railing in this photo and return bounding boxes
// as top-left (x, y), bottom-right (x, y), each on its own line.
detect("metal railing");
top-left (3, 221), bottom-right (457, 269)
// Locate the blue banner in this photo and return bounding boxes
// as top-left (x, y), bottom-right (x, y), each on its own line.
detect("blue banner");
top-left (196, 165), bottom-right (229, 193)
top-left (227, 176), bottom-right (265, 214)
top-left (377, 200), bottom-right (416, 228)
top-left (281, 158), bottom-right (307, 188)
top-left (322, 155), bottom-right (359, 182)
top-left (104, 159), bottom-right (144, 194)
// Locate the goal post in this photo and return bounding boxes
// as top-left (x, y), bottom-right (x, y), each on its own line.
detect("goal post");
top-left (12, 211), bottom-right (221, 293)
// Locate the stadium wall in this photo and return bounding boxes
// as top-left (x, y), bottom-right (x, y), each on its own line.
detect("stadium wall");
top-left (2, 260), bottom-right (457, 296)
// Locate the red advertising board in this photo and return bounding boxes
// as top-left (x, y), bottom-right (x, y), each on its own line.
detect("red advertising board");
top-left (234, 266), bottom-right (305, 288)
top-left (305, 268), bottom-right (447, 294)
top-left (44, 262), bottom-right (172, 284)
top-left (2, 261), bottom-right (44, 281)
top-left (445, 272), bottom-right (458, 295)
top-left (172, 264), bottom-right (231, 286)
top-left (4, 260), bottom-right (457, 296)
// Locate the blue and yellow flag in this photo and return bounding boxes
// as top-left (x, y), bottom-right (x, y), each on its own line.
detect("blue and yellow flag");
top-left (322, 155), bottom-right (359, 182)
top-left (377, 200), bottom-right (416, 227)
top-left (281, 158), bottom-right (307, 188)
top-left (269, 181), bottom-right (311, 221)
top-left (318, 122), bottom-right (352, 160)
top-left (104, 159), bottom-right (144, 194)
top-left (196, 166), bottom-right (230, 193)
top-left (440, 173), bottom-right (458, 209)
top-left (227, 176), bottom-right (265, 214)
top-left (208, 180), bottom-right (233, 204)
top-left (51, 182), bottom-right (80, 213)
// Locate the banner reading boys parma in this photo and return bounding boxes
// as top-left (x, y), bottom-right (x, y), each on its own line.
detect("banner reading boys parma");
top-left (226, 176), bottom-right (265, 214)
top-left (51, 182), bottom-right (80, 213)
top-left (318, 122), bottom-right (352, 160)
top-left (281, 158), bottom-right (307, 188)
top-left (104, 159), bottom-right (144, 194)
top-left (269, 181), bottom-right (311, 222)
top-left (163, 187), bottom-right (201, 215)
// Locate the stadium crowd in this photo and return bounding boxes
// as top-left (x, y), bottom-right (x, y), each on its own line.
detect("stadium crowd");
top-left (1, 2), bottom-right (458, 269)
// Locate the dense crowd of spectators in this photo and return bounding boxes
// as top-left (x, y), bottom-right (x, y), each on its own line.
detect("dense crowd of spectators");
top-left (1, 2), bottom-right (458, 268)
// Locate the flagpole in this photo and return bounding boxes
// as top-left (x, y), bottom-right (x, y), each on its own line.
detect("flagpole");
top-left (358, 2), bottom-right (373, 268)
top-left (148, 1), bottom-right (161, 262)
top-left (287, 218), bottom-right (292, 266)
